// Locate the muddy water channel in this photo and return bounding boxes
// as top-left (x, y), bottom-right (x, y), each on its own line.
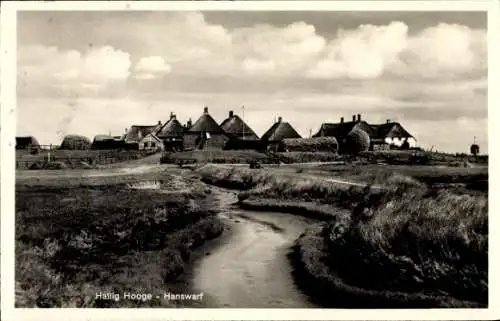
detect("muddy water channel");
top-left (186, 188), bottom-right (321, 308)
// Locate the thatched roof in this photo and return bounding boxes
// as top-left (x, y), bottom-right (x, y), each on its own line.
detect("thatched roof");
top-left (371, 122), bottom-right (414, 139)
top-left (280, 137), bottom-right (339, 152)
top-left (313, 120), bottom-right (375, 140)
top-left (93, 135), bottom-right (115, 142)
top-left (188, 107), bottom-right (224, 134)
top-left (16, 136), bottom-right (40, 149)
top-left (261, 117), bottom-right (302, 141)
top-left (123, 124), bottom-right (162, 143)
top-left (313, 115), bottom-right (414, 142)
top-left (157, 115), bottom-right (185, 138)
top-left (220, 110), bottom-right (259, 140)
top-left (60, 134), bottom-right (91, 150)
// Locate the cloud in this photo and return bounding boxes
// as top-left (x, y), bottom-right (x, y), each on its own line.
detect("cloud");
top-left (307, 22), bottom-right (486, 79)
top-left (17, 45), bottom-right (131, 92)
top-left (134, 56), bottom-right (172, 79)
top-left (233, 21), bottom-right (327, 76)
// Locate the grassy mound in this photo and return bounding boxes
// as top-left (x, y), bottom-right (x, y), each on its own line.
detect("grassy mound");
top-left (291, 225), bottom-right (484, 308)
top-left (324, 176), bottom-right (487, 304)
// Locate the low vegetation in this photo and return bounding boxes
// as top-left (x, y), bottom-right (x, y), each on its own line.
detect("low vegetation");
top-left (16, 149), bottom-right (157, 170)
top-left (198, 164), bottom-right (488, 307)
top-left (15, 175), bottom-right (224, 308)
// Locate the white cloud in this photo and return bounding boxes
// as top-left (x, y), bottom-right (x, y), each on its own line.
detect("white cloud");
top-left (134, 56), bottom-right (172, 79)
top-left (18, 45), bottom-right (131, 89)
top-left (233, 21), bottom-right (327, 76)
top-left (307, 22), bottom-right (486, 79)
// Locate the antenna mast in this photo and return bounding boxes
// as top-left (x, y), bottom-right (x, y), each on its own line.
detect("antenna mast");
top-left (242, 105), bottom-right (245, 140)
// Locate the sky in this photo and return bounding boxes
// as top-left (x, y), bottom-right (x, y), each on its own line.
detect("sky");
top-left (17, 11), bottom-right (487, 153)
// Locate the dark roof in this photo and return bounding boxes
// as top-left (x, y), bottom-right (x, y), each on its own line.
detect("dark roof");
top-left (313, 120), bottom-right (413, 140)
top-left (371, 122), bottom-right (414, 139)
top-left (16, 136), bottom-right (40, 146)
top-left (123, 125), bottom-right (161, 143)
top-left (220, 114), bottom-right (259, 140)
top-left (157, 117), bottom-right (185, 138)
top-left (188, 109), bottom-right (224, 134)
top-left (313, 121), bottom-right (374, 139)
top-left (261, 119), bottom-right (302, 141)
top-left (93, 135), bottom-right (115, 142)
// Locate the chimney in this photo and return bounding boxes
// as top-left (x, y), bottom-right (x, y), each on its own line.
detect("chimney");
top-left (387, 119), bottom-right (390, 124)
top-left (171, 114), bottom-right (176, 120)
top-left (352, 115), bottom-right (356, 122)
top-left (203, 106), bottom-right (208, 114)
top-left (229, 110), bottom-right (234, 117)
top-left (158, 120), bottom-right (162, 125)
top-left (340, 117), bottom-right (344, 124)
top-left (187, 118), bottom-right (192, 127)
top-left (124, 128), bottom-right (128, 133)
top-left (170, 112), bottom-right (174, 119)
top-left (278, 116), bottom-right (282, 123)
top-left (357, 114), bottom-right (361, 122)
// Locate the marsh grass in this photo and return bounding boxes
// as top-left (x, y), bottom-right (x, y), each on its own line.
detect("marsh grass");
top-left (15, 182), bottom-right (223, 308)
top-left (324, 175), bottom-right (488, 304)
top-left (198, 165), bottom-right (488, 305)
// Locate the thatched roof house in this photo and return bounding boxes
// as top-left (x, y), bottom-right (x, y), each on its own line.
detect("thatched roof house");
top-left (16, 136), bottom-right (41, 151)
top-left (184, 106), bottom-right (228, 150)
top-left (220, 110), bottom-right (259, 140)
top-left (371, 121), bottom-right (414, 141)
top-left (187, 107), bottom-right (224, 134)
top-left (91, 135), bottom-right (125, 150)
top-left (278, 137), bottom-right (339, 153)
top-left (157, 113), bottom-right (185, 139)
top-left (261, 117), bottom-right (302, 142)
top-left (313, 114), bottom-right (416, 150)
top-left (59, 134), bottom-right (91, 150)
top-left (123, 122), bottom-right (163, 144)
top-left (313, 115), bottom-right (375, 140)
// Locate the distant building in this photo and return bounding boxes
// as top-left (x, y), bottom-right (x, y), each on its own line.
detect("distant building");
top-left (157, 113), bottom-right (185, 152)
top-left (313, 114), bottom-right (416, 151)
top-left (139, 133), bottom-right (164, 152)
top-left (220, 110), bottom-right (263, 150)
top-left (261, 116), bottom-right (302, 151)
top-left (123, 122), bottom-right (163, 149)
top-left (16, 136), bottom-right (41, 153)
top-left (91, 135), bottom-right (126, 150)
top-left (220, 110), bottom-right (259, 141)
top-left (183, 107), bottom-right (228, 150)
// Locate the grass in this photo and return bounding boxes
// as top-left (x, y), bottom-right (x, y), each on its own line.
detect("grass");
top-left (197, 164), bottom-right (488, 307)
top-left (15, 174), bottom-right (224, 308)
top-left (321, 176), bottom-right (487, 305)
top-left (160, 149), bottom-right (271, 164)
top-left (160, 149), bottom-right (342, 165)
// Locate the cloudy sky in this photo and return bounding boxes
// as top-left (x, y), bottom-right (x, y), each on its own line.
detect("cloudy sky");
top-left (17, 11), bottom-right (487, 153)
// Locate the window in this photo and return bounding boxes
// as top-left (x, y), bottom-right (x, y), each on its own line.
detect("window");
top-left (151, 142), bottom-right (156, 148)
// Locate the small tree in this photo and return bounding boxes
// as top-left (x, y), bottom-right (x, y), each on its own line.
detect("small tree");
top-left (470, 144), bottom-right (480, 157)
top-left (345, 128), bottom-right (370, 155)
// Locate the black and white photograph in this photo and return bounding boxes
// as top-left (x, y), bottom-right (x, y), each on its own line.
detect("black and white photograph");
top-left (1, 0), bottom-right (498, 318)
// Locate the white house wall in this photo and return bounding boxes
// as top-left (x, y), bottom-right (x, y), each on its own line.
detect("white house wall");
top-left (384, 137), bottom-right (417, 147)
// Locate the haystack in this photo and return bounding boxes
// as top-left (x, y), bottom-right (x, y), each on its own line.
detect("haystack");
top-left (344, 128), bottom-right (370, 154)
top-left (59, 135), bottom-right (91, 150)
top-left (279, 137), bottom-right (339, 153)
